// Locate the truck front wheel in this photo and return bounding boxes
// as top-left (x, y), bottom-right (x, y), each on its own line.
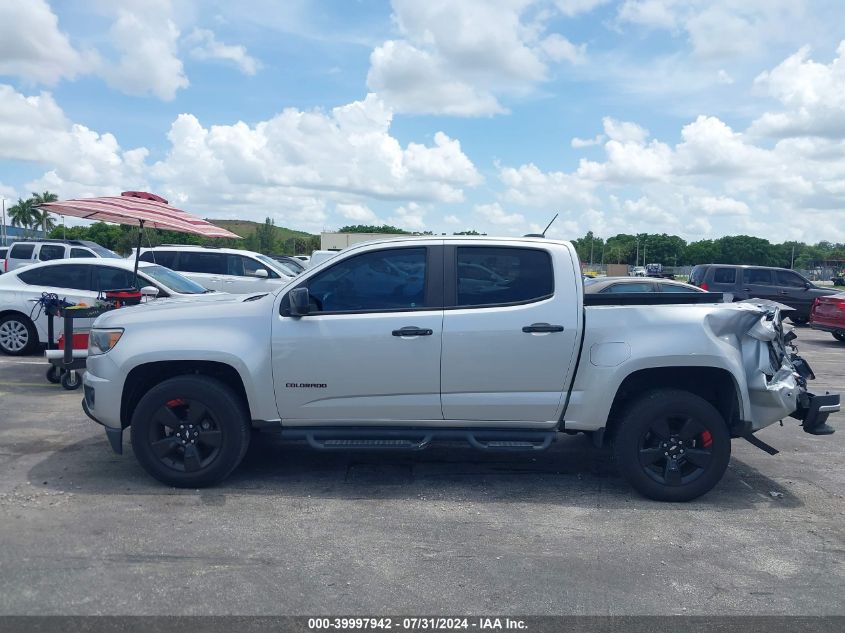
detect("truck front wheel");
top-left (613, 389), bottom-right (731, 502)
top-left (130, 376), bottom-right (250, 488)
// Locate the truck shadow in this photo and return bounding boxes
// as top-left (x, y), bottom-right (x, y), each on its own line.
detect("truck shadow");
top-left (25, 432), bottom-right (804, 510)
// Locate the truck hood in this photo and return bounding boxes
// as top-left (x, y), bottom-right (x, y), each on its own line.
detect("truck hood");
top-left (92, 292), bottom-right (272, 328)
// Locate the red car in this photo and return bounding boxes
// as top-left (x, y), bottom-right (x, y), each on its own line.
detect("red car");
top-left (810, 293), bottom-right (845, 343)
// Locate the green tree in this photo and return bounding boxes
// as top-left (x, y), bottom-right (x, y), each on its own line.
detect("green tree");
top-left (338, 224), bottom-right (410, 234)
top-left (254, 217), bottom-right (278, 254)
top-left (7, 198), bottom-right (37, 234)
top-left (30, 191), bottom-right (59, 234)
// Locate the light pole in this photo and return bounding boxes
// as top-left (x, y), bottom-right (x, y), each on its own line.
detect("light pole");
top-left (635, 237), bottom-right (639, 267)
top-left (1, 198), bottom-right (6, 247)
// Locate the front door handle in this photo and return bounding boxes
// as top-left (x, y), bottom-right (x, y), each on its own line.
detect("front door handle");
top-left (392, 326), bottom-right (433, 337)
top-left (522, 323), bottom-right (564, 333)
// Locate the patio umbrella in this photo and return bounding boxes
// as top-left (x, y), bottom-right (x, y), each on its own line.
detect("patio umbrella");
top-left (36, 191), bottom-right (241, 283)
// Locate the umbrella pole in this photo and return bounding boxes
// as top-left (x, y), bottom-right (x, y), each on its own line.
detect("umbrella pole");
top-left (133, 219), bottom-right (145, 286)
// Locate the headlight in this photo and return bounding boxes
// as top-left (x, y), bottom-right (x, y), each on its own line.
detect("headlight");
top-left (88, 328), bottom-right (124, 355)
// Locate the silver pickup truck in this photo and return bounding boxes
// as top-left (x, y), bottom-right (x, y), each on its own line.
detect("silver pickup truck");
top-left (81, 237), bottom-right (839, 501)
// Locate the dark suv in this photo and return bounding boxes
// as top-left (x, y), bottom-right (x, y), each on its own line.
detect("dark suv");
top-left (689, 264), bottom-right (836, 324)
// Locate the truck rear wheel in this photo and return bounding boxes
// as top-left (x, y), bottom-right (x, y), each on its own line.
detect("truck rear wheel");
top-left (130, 376), bottom-right (250, 488)
top-left (613, 389), bottom-right (731, 502)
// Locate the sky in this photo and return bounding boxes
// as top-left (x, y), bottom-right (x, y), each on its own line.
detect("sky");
top-left (1, 0), bottom-right (844, 243)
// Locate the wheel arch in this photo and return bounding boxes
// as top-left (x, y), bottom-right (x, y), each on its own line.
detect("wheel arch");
top-left (603, 366), bottom-right (743, 445)
top-left (121, 360), bottom-right (250, 428)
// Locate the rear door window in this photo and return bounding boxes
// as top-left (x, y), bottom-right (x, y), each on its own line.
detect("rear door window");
top-left (9, 244), bottom-right (35, 260)
top-left (712, 268), bottom-right (736, 284)
top-left (29, 264), bottom-right (91, 290)
top-left (745, 269), bottom-right (773, 285)
top-left (38, 245), bottom-right (66, 261)
top-left (455, 247), bottom-right (553, 307)
top-left (70, 248), bottom-right (96, 258)
top-left (178, 252), bottom-right (227, 275)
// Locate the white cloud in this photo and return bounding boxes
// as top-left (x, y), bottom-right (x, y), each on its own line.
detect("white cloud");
top-left (0, 0), bottom-right (95, 84)
top-left (475, 202), bottom-right (525, 226)
top-left (185, 28), bottom-right (261, 75)
top-left (554, 0), bottom-right (611, 17)
top-left (717, 69), bottom-right (734, 84)
top-left (0, 84), bottom-right (149, 197)
top-left (602, 117), bottom-right (649, 143)
top-left (571, 134), bottom-right (606, 148)
top-left (0, 85), bottom-right (481, 234)
top-left (389, 202), bottom-right (427, 231)
top-left (750, 41), bottom-right (845, 139)
top-left (616, 1), bottom-right (811, 61)
top-left (540, 34), bottom-right (587, 65)
top-left (495, 43), bottom-right (845, 243)
top-left (101, 0), bottom-right (189, 101)
top-left (444, 214), bottom-right (461, 225)
top-left (337, 203), bottom-right (379, 223)
top-left (367, 0), bottom-right (592, 116)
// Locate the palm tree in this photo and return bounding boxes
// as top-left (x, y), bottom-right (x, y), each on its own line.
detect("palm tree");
top-left (8, 198), bottom-right (37, 233)
top-left (31, 191), bottom-right (58, 234)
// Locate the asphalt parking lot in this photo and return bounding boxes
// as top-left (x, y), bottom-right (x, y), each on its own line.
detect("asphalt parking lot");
top-left (0, 328), bottom-right (843, 616)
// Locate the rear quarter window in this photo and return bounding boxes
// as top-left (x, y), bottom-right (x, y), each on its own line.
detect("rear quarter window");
top-left (713, 268), bottom-right (737, 284)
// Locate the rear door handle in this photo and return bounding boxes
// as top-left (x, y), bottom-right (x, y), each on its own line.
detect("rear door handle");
top-left (392, 326), bottom-right (433, 337)
top-left (522, 323), bottom-right (564, 333)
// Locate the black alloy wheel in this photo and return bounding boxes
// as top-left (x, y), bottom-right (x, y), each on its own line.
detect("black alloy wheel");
top-left (146, 398), bottom-right (223, 474)
top-left (637, 415), bottom-right (715, 488)
top-left (614, 389), bottom-right (731, 502)
top-left (130, 376), bottom-right (250, 487)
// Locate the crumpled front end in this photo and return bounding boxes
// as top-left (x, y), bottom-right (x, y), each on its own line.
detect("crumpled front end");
top-left (740, 301), bottom-right (839, 434)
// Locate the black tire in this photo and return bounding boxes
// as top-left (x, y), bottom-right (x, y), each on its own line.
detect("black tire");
top-left (790, 316), bottom-right (808, 326)
top-left (130, 376), bottom-right (250, 488)
top-left (0, 313), bottom-right (38, 355)
top-left (833, 331), bottom-right (845, 343)
top-left (46, 365), bottom-right (62, 384)
top-left (61, 370), bottom-right (81, 390)
top-left (613, 389), bottom-right (731, 502)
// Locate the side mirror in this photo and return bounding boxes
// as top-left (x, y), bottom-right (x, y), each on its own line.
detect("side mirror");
top-left (289, 287), bottom-right (310, 317)
top-left (140, 286), bottom-right (160, 298)
top-left (805, 281), bottom-right (812, 289)
top-left (252, 268), bottom-right (269, 278)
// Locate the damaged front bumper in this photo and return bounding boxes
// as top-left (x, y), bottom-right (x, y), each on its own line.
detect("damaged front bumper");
top-left (791, 391), bottom-right (841, 435)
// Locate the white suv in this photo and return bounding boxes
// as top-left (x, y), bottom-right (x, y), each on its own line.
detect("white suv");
top-left (5, 239), bottom-right (121, 272)
top-left (137, 245), bottom-right (295, 293)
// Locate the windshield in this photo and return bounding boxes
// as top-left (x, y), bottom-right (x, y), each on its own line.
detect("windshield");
top-left (273, 259), bottom-right (302, 276)
top-left (256, 254), bottom-right (294, 277)
top-left (86, 244), bottom-right (122, 258)
top-left (142, 265), bottom-right (210, 294)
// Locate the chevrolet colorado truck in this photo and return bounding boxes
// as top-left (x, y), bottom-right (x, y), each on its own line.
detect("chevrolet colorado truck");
top-left (81, 237), bottom-right (840, 501)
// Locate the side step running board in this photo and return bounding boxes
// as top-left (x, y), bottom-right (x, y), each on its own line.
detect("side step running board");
top-left (278, 427), bottom-right (557, 452)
